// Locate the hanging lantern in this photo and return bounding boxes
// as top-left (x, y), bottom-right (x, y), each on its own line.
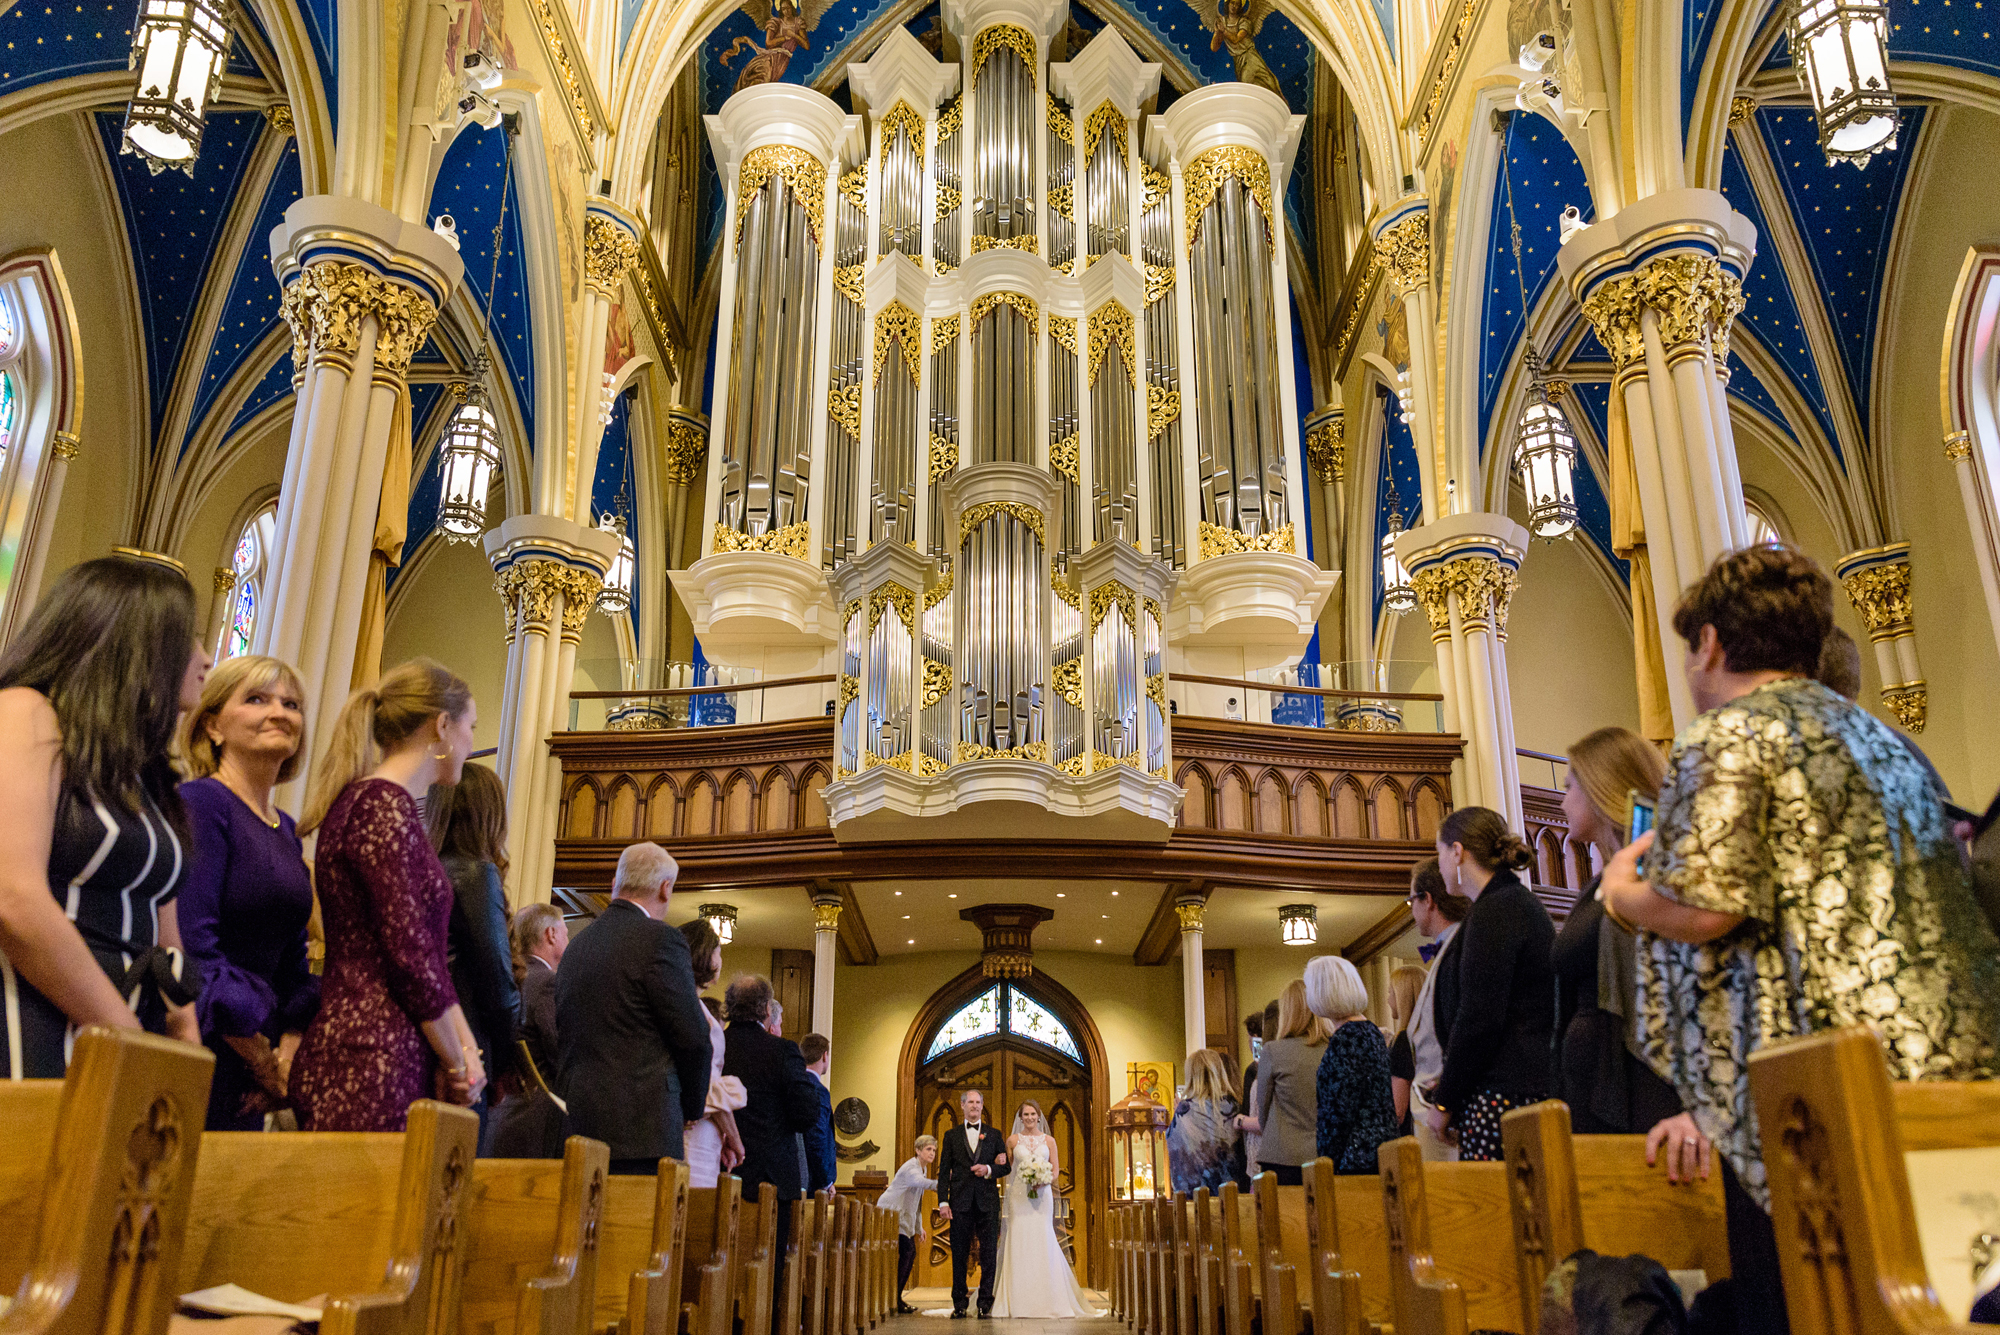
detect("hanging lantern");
top-left (121, 0), bottom-right (231, 174)
top-left (1108, 1089), bottom-right (1170, 1201)
top-left (1380, 478), bottom-right (1416, 615)
top-left (1279, 903), bottom-right (1318, 945)
top-left (437, 384), bottom-right (502, 543)
top-left (1514, 376), bottom-right (1580, 541)
top-left (701, 903), bottom-right (738, 944)
top-left (1789, 0), bottom-right (1899, 167)
top-left (597, 513), bottom-right (634, 614)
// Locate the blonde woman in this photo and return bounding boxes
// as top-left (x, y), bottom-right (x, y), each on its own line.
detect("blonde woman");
top-left (1385, 964), bottom-right (1426, 1134)
top-left (1553, 726), bottom-right (1682, 1136)
top-left (1242, 979), bottom-right (1328, 1184)
top-left (1168, 1047), bottom-right (1245, 1194)
top-left (288, 659), bottom-right (484, 1130)
top-left (176, 654), bottom-right (319, 1129)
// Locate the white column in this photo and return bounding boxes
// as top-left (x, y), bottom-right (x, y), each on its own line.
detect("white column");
top-left (257, 197), bottom-right (463, 798)
top-left (1176, 896), bottom-right (1206, 1057)
top-left (1833, 544), bottom-right (1929, 733)
top-left (1944, 431), bottom-right (2000, 658)
top-left (811, 894), bottom-right (841, 1047)
top-left (568, 200), bottom-right (643, 522)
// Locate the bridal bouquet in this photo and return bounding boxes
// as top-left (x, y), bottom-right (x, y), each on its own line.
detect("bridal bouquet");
top-left (1017, 1157), bottom-right (1054, 1200)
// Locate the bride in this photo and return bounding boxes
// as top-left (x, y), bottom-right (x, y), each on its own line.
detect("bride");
top-left (989, 1101), bottom-right (1102, 1318)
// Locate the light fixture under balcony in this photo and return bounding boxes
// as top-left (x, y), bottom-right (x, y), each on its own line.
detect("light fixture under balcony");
top-left (437, 381), bottom-right (502, 543)
top-left (701, 903), bottom-right (738, 944)
top-left (122, 0), bottom-right (230, 174)
top-left (597, 511), bottom-right (634, 614)
top-left (1380, 477), bottom-right (1415, 616)
top-left (1790, 0), bottom-right (1899, 167)
top-left (1280, 903), bottom-right (1317, 946)
top-left (1513, 360), bottom-right (1579, 541)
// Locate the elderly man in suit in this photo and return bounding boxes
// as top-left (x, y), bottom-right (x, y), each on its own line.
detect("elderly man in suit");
top-left (555, 843), bottom-right (711, 1175)
top-left (490, 902), bottom-right (568, 1156)
top-left (935, 1088), bottom-right (1010, 1318)
top-left (723, 974), bottom-right (822, 1333)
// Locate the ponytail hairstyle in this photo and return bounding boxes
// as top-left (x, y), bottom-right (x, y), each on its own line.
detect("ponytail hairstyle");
top-left (1435, 805), bottom-right (1533, 875)
top-left (0, 555), bottom-right (198, 835)
top-left (1566, 726), bottom-right (1668, 845)
top-left (301, 657), bottom-right (472, 834)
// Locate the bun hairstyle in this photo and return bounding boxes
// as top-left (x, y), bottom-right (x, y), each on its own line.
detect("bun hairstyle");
top-left (1436, 805), bottom-right (1533, 874)
top-left (300, 657), bottom-right (472, 834)
top-left (1567, 726), bottom-right (1668, 841)
top-left (1672, 543), bottom-right (1832, 676)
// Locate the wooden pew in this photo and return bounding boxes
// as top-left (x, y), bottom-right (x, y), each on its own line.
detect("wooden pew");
top-left (0, 1026), bottom-right (215, 1335)
top-left (615, 1160), bottom-right (689, 1335)
top-left (1301, 1160), bottom-right (1371, 1335)
top-left (801, 1194), bottom-right (833, 1335)
top-left (773, 1192), bottom-right (813, 1335)
top-left (1187, 1189), bottom-right (1229, 1335)
top-left (1499, 1100), bottom-right (1730, 1334)
top-left (732, 1184), bottom-right (777, 1335)
top-left (1750, 1025), bottom-right (2000, 1335)
top-left (679, 1180), bottom-right (742, 1335)
top-left (1250, 1176), bottom-right (1301, 1335)
top-left (1377, 1138), bottom-right (1484, 1335)
top-left (459, 1138), bottom-right (612, 1335)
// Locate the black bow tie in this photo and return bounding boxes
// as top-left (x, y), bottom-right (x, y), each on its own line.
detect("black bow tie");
top-left (967, 1123), bottom-right (981, 1131)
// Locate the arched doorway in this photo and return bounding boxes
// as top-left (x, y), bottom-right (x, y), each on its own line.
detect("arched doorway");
top-left (897, 966), bottom-right (1107, 1289)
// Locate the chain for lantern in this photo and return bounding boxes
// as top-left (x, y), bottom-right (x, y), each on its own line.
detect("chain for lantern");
top-left (1499, 125), bottom-right (1579, 542)
top-left (437, 119), bottom-right (517, 544)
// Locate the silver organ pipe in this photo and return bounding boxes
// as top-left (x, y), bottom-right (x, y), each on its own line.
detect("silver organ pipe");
top-left (927, 320), bottom-right (959, 556)
top-left (721, 169), bottom-right (822, 538)
top-left (933, 97), bottom-right (961, 272)
top-left (1140, 166), bottom-right (1184, 565)
top-left (957, 508), bottom-right (1047, 753)
top-left (971, 30), bottom-right (1035, 245)
top-left (1050, 580), bottom-right (1083, 768)
top-left (1082, 102), bottom-right (1130, 262)
top-left (1189, 168), bottom-right (1286, 539)
top-left (877, 104), bottom-right (925, 260)
top-left (1047, 96), bottom-right (1076, 272)
top-left (822, 173), bottom-right (867, 567)
top-left (1089, 304), bottom-right (1137, 544)
top-left (871, 304), bottom-right (921, 544)
top-left (971, 300), bottom-right (1036, 464)
top-left (921, 572), bottom-right (954, 769)
top-left (1048, 316), bottom-right (1080, 557)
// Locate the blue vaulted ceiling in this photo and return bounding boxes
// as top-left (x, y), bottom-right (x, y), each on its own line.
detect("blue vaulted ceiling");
top-left (1559, 382), bottom-right (1630, 582)
top-left (430, 124), bottom-right (535, 449)
top-left (2, 0), bottom-right (139, 94)
top-left (1371, 398), bottom-right (1421, 622)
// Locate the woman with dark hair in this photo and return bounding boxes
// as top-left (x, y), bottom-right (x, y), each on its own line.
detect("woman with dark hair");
top-left (176, 653), bottom-right (319, 1128)
top-left (428, 763), bottom-right (520, 1148)
top-left (0, 554), bottom-right (210, 1077)
top-left (1403, 857), bottom-right (1469, 1161)
top-left (678, 916), bottom-right (743, 1188)
top-left (1425, 805), bottom-right (1554, 1161)
top-left (290, 658), bottom-right (484, 1130)
top-left (1602, 544), bottom-right (2000, 1335)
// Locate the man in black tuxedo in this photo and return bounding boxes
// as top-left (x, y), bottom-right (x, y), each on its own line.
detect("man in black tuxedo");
top-left (554, 844), bottom-right (711, 1175)
top-left (935, 1088), bottom-right (1010, 1317)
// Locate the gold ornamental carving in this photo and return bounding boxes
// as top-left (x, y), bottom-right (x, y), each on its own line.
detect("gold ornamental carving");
top-left (1052, 657), bottom-right (1083, 707)
top-left (1089, 580), bottom-right (1137, 633)
top-left (737, 146), bottom-right (828, 250)
top-left (528, 0), bottom-right (594, 141)
top-left (1146, 671), bottom-right (1166, 707)
top-left (1711, 272), bottom-right (1746, 365)
top-left (1047, 181), bottom-right (1074, 219)
top-left (862, 748), bottom-right (947, 777)
top-left (1047, 95), bottom-right (1074, 141)
top-left (1333, 712), bottom-right (1398, 733)
top-left (1144, 596), bottom-right (1162, 630)
top-left (874, 301), bottom-right (923, 385)
top-left (1729, 95), bottom-right (1757, 125)
top-left (878, 100), bottom-right (926, 167)
top-left (1305, 416), bottom-right (1345, 483)
top-left (1183, 146), bottom-right (1272, 252)
top-left (922, 659), bottom-right (953, 708)
top-left (1052, 575), bottom-right (1080, 610)
top-left (935, 183), bottom-right (962, 217)
top-left (936, 97), bottom-right (961, 141)
top-left (838, 165), bottom-right (868, 213)
top-left (930, 314), bottom-right (959, 352)
top-left (1633, 252), bottom-right (1730, 351)
top-left (212, 567), bottom-right (236, 595)
top-left (1081, 101), bottom-right (1127, 164)
top-left (664, 419), bottom-right (706, 485)
top-left (867, 581), bottom-right (916, 636)
top-left (1048, 314), bottom-right (1078, 356)
top-left (925, 568), bottom-right (953, 609)
top-left (280, 261), bottom-right (440, 382)
top-left (839, 673), bottom-right (859, 706)
top-left (1414, 0), bottom-right (1475, 151)
top-left (50, 430), bottom-right (80, 461)
top-left (1174, 900), bottom-right (1205, 933)
top-left (1144, 264), bottom-right (1175, 307)
top-left (264, 102), bottom-right (294, 136)
top-left (843, 598), bottom-right (863, 628)
top-left (1946, 430), bottom-right (1973, 463)
top-left (1049, 433), bottom-right (1080, 483)
top-left (970, 290), bottom-right (1040, 335)
top-left (1881, 681), bottom-right (1929, 733)
top-left (955, 739), bottom-right (1051, 765)
top-left (1583, 254), bottom-right (1745, 374)
top-left (712, 520), bottom-right (813, 562)
top-left (833, 264), bottom-right (866, 305)
top-left (606, 712), bottom-right (668, 732)
top-left (1197, 520), bottom-right (1294, 558)
top-left (828, 383), bottom-right (862, 435)
top-left (970, 233), bottom-right (1040, 256)
top-left (930, 432), bottom-right (959, 480)
top-left (1088, 302), bottom-right (1134, 387)
top-left (1579, 276), bottom-right (1647, 376)
top-left (1840, 561), bottom-right (1914, 642)
top-left (960, 501), bottom-right (1046, 548)
top-left (1409, 556), bottom-right (1518, 634)
top-left (1377, 212), bottom-right (1431, 295)
top-left (555, 567), bottom-right (605, 642)
top-left (1142, 163), bottom-right (1172, 214)
top-left (971, 24), bottom-right (1037, 90)
top-left (583, 215), bottom-right (639, 300)
top-left (1147, 385), bottom-right (1181, 438)
top-left (1088, 749), bottom-right (1149, 775)
top-left (811, 899), bottom-right (844, 932)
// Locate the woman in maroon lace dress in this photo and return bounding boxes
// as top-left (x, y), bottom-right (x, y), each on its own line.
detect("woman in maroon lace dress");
top-left (289, 659), bottom-right (486, 1131)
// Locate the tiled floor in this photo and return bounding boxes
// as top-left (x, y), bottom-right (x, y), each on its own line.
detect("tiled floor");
top-left (888, 1288), bottom-right (1114, 1329)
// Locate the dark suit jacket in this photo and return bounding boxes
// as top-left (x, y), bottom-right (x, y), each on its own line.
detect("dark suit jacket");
top-left (442, 856), bottom-right (520, 1084)
top-left (723, 1021), bottom-right (823, 1199)
top-left (804, 1077), bottom-right (835, 1193)
top-left (490, 958), bottom-right (565, 1158)
top-left (935, 1120), bottom-right (1010, 1215)
top-left (555, 899), bottom-right (711, 1160)
top-left (518, 956), bottom-right (558, 1079)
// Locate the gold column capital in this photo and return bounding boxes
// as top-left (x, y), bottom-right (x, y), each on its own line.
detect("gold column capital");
top-left (664, 418), bottom-right (707, 484)
top-left (213, 567), bottom-right (236, 595)
top-left (264, 102), bottom-right (295, 136)
top-left (583, 214), bottom-right (640, 300)
top-left (1945, 430), bottom-right (1973, 463)
top-left (1376, 211), bottom-right (1432, 295)
top-left (1838, 553), bottom-right (1914, 643)
top-left (811, 898), bottom-right (843, 933)
top-left (1409, 554), bottom-right (1519, 636)
top-left (50, 430), bottom-right (80, 461)
top-left (279, 260), bottom-right (440, 384)
top-left (1881, 681), bottom-right (1929, 732)
top-left (1305, 416), bottom-right (1345, 484)
top-left (1174, 900), bottom-right (1206, 933)
top-left (1728, 95), bottom-right (1757, 126)
top-left (494, 558), bottom-right (601, 642)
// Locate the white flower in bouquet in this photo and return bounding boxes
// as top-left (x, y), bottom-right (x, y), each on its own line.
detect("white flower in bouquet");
top-left (1018, 1158), bottom-right (1054, 1200)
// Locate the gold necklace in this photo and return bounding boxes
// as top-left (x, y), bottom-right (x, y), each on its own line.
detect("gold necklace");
top-left (220, 776), bottom-right (281, 830)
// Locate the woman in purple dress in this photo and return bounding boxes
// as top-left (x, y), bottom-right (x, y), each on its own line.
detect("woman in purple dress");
top-left (176, 654), bottom-right (321, 1129)
top-left (289, 658), bottom-right (484, 1131)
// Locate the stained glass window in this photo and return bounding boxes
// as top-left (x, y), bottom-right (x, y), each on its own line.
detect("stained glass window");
top-left (233, 531), bottom-right (255, 574)
top-left (925, 986), bottom-right (1002, 1061)
top-left (1008, 988), bottom-right (1083, 1062)
top-left (227, 583), bottom-right (255, 659)
top-left (1744, 501), bottom-right (1782, 548)
top-left (0, 298), bottom-right (14, 356)
top-left (923, 983), bottom-right (1084, 1065)
top-left (217, 504), bottom-right (277, 663)
top-left (0, 373), bottom-right (13, 457)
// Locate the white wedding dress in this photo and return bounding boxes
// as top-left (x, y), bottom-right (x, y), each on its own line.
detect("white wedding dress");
top-left (988, 1135), bottom-right (1103, 1318)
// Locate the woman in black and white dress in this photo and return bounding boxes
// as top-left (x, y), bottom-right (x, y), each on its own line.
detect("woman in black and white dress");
top-left (0, 554), bottom-right (211, 1077)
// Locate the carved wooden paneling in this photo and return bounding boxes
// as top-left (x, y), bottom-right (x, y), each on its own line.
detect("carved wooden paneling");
top-left (1521, 781), bottom-right (1584, 921)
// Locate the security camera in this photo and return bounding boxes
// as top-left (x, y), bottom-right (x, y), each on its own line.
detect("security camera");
top-left (432, 213), bottom-right (461, 250)
top-left (1558, 205), bottom-right (1586, 243)
top-left (462, 50), bottom-right (503, 92)
top-left (458, 91), bottom-right (503, 131)
top-left (1519, 30), bottom-right (1555, 72)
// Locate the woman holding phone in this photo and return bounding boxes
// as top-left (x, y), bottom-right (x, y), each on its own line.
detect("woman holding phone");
top-left (1550, 727), bottom-right (1682, 1135)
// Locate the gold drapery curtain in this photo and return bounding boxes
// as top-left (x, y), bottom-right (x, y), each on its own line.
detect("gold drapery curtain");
top-left (351, 389), bottom-right (413, 691)
top-left (1607, 387), bottom-right (1674, 745)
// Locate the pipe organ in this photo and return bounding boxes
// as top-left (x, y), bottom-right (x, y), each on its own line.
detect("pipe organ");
top-left (695, 0), bottom-right (1319, 827)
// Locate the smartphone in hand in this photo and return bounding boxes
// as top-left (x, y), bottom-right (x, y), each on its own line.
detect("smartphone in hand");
top-left (1628, 790), bottom-right (1656, 841)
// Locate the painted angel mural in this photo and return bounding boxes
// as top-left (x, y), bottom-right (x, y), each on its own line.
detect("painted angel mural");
top-left (1192, 0), bottom-right (1283, 98)
top-left (720, 0), bottom-right (834, 91)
